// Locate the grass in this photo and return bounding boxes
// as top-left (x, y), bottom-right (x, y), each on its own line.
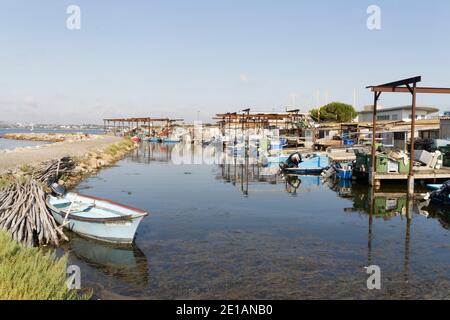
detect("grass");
top-left (0, 230), bottom-right (91, 300)
top-left (0, 173), bottom-right (29, 190)
top-left (103, 139), bottom-right (135, 157)
top-left (0, 174), bottom-right (16, 190)
top-left (19, 164), bottom-right (34, 174)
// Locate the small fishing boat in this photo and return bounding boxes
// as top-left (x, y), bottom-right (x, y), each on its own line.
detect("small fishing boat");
top-left (162, 136), bottom-right (181, 143)
top-left (148, 137), bottom-right (161, 143)
top-left (131, 136), bottom-right (141, 142)
top-left (426, 181), bottom-right (450, 204)
top-left (336, 168), bottom-right (353, 180)
top-left (281, 154), bottom-right (330, 175)
top-left (47, 193), bottom-right (148, 244)
top-left (334, 163), bottom-right (353, 180)
top-left (427, 184), bottom-right (443, 191)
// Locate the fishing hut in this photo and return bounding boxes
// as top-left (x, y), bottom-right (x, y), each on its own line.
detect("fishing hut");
top-left (103, 117), bottom-right (184, 137)
top-left (364, 76), bottom-right (450, 196)
top-left (215, 110), bottom-right (314, 147)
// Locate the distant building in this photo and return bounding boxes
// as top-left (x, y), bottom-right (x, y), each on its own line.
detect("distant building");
top-left (357, 105), bottom-right (439, 122)
top-left (440, 116), bottom-right (450, 140)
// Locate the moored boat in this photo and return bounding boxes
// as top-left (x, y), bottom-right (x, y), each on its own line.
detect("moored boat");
top-left (131, 136), bottom-right (141, 142)
top-left (281, 153), bottom-right (330, 175)
top-left (426, 181), bottom-right (450, 204)
top-left (46, 193), bottom-right (148, 244)
top-left (162, 136), bottom-right (181, 143)
top-left (148, 137), bottom-right (161, 143)
top-left (334, 163), bottom-right (353, 180)
top-left (336, 168), bottom-right (353, 180)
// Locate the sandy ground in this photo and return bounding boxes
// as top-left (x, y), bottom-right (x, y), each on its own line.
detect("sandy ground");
top-left (0, 135), bottom-right (123, 172)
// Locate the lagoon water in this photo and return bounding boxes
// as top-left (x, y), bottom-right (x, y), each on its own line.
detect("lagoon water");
top-left (0, 138), bottom-right (49, 150)
top-left (65, 142), bottom-right (450, 299)
top-left (0, 128), bottom-right (102, 150)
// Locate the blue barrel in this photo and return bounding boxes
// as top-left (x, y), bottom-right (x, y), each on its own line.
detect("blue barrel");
top-left (344, 139), bottom-right (355, 145)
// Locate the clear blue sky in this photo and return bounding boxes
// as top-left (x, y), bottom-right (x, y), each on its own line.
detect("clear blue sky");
top-left (1, 0), bottom-right (450, 124)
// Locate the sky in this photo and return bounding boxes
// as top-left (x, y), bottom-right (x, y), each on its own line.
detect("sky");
top-left (1, 0), bottom-right (450, 124)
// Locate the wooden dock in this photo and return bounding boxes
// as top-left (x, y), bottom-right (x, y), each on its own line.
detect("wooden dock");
top-left (374, 167), bottom-right (450, 180)
top-left (354, 167), bottom-right (450, 186)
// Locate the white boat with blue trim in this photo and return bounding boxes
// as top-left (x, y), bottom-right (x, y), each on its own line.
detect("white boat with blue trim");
top-left (46, 193), bottom-right (148, 244)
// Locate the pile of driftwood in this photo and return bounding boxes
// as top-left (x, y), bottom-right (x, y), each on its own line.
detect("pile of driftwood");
top-left (33, 156), bottom-right (75, 186)
top-left (0, 157), bottom-right (76, 246)
top-left (0, 179), bottom-right (67, 246)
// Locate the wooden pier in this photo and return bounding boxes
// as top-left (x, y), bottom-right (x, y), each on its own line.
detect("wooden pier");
top-left (357, 167), bottom-right (450, 187)
top-left (366, 76), bottom-right (450, 195)
top-left (374, 168), bottom-right (450, 181)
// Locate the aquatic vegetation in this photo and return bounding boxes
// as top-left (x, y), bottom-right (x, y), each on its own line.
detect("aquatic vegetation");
top-left (0, 230), bottom-right (91, 300)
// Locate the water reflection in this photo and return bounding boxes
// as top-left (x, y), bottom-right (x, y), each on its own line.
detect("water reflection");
top-left (64, 234), bottom-right (149, 294)
top-left (70, 142), bottom-right (450, 299)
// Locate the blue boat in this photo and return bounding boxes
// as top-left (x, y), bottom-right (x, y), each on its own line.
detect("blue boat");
top-left (334, 163), bottom-right (353, 180)
top-left (148, 137), bottom-right (161, 143)
top-left (47, 193), bottom-right (148, 244)
top-left (427, 184), bottom-right (443, 191)
top-left (336, 168), bottom-right (353, 180)
top-left (162, 138), bottom-right (181, 143)
top-left (282, 154), bottom-right (330, 175)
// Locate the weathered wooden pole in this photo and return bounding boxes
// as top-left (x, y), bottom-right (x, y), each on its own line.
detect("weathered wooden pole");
top-left (370, 91), bottom-right (380, 187)
top-left (408, 83), bottom-right (417, 197)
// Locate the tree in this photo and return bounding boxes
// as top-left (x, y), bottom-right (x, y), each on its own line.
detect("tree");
top-left (310, 102), bottom-right (357, 123)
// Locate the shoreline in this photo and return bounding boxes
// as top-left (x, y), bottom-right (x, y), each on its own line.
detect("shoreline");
top-left (0, 132), bottom-right (95, 143)
top-left (0, 134), bottom-right (137, 189)
top-left (0, 133), bottom-right (131, 175)
top-left (0, 133), bottom-right (138, 300)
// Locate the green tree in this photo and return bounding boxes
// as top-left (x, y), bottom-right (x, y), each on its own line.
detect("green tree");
top-left (310, 102), bottom-right (357, 123)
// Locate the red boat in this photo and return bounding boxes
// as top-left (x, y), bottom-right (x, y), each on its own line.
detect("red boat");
top-left (131, 136), bottom-right (141, 142)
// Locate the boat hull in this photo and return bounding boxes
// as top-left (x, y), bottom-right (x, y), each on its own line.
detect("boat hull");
top-left (50, 210), bottom-right (145, 244)
top-left (426, 184), bottom-right (450, 204)
top-left (336, 169), bottom-right (353, 180)
top-left (47, 193), bottom-right (147, 244)
top-left (283, 168), bottom-right (325, 175)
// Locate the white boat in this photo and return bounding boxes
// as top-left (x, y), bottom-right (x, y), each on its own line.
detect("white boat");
top-left (46, 193), bottom-right (148, 244)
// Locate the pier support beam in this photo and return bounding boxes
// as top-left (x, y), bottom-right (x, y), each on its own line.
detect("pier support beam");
top-left (407, 82), bottom-right (417, 198)
top-left (370, 91), bottom-right (381, 187)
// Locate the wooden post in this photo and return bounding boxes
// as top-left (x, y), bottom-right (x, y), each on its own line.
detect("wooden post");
top-left (408, 83), bottom-right (417, 197)
top-left (370, 91), bottom-right (380, 186)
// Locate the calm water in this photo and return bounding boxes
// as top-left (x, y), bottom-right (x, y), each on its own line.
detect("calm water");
top-left (0, 128), bottom-right (102, 150)
top-left (64, 142), bottom-right (450, 299)
top-left (0, 138), bottom-right (50, 150)
top-left (0, 128), bottom-right (103, 135)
